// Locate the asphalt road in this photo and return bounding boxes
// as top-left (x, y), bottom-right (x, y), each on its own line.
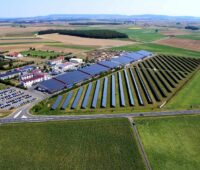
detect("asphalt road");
top-left (1, 109), bottom-right (200, 125)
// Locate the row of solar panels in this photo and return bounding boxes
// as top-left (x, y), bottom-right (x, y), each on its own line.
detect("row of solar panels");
top-left (39, 50), bottom-right (153, 94)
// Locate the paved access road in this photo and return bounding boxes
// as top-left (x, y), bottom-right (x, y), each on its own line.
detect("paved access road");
top-left (1, 109), bottom-right (200, 125)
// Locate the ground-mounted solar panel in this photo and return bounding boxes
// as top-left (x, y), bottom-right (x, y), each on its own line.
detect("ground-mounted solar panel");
top-left (91, 80), bottom-right (101, 108)
top-left (135, 67), bottom-right (153, 104)
top-left (71, 87), bottom-right (83, 109)
top-left (101, 77), bottom-right (108, 108)
top-left (81, 83), bottom-right (93, 109)
top-left (78, 64), bottom-right (109, 76)
top-left (111, 74), bottom-right (116, 107)
top-left (129, 68), bottom-right (144, 106)
top-left (61, 92), bottom-right (73, 109)
top-left (124, 70), bottom-right (134, 106)
top-left (51, 95), bottom-right (63, 110)
top-left (118, 72), bottom-right (125, 107)
top-left (98, 61), bottom-right (120, 69)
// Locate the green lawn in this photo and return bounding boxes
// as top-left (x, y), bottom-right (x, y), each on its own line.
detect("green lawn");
top-left (136, 115), bottom-right (200, 170)
top-left (0, 119), bottom-right (146, 170)
top-left (21, 50), bottom-right (63, 59)
top-left (166, 70), bottom-right (200, 110)
top-left (116, 28), bottom-right (166, 42)
top-left (113, 43), bottom-right (200, 58)
top-left (48, 44), bottom-right (96, 50)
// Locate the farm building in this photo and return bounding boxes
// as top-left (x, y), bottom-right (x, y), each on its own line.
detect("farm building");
top-left (0, 70), bottom-right (21, 80)
top-left (69, 58), bottom-right (83, 64)
top-left (47, 56), bottom-right (65, 66)
top-left (57, 62), bottom-right (78, 72)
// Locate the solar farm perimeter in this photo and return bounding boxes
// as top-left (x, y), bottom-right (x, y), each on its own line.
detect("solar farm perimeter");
top-left (33, 55), bottom-right (200, 115)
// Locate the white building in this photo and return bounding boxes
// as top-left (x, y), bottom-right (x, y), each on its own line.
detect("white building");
top-left (48, 56), bottom-right (64, 66)
top-left (69, 58), bottom-right (83, 64)
top-left (57, 62), bottom-right (78, 72)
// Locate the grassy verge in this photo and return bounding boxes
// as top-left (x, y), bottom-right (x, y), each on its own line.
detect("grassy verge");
top-left (166, 70), bottom-right (200, 110)
top-left (0, 118), bottom-right (146, 170)
top-left (136, 115), bottom-right (200, 170)
top-left (113, 43), bottom-right (200, 58)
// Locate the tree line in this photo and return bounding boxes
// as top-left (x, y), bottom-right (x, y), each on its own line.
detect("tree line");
top-left (38, 29), bottom-right (128, 39)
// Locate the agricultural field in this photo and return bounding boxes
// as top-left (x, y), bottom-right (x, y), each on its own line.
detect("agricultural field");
top-left (0, 118), bottom-right (146, 170)
top-left (39, 34), bottom-right (134, 48)
top-left (176, 32), bottom-right (200, 40)
top-left (113, 43), bottom-right (200, 58)
top-left (155, 38), bottom-right (200, 52)
top-left (116, 28), bottom-right (166, 42)
top-left (166, 70), bottom-right (200, 110)
top-left (136, 115), bottom-right (200, 170)
top-left (32, 55), bottom-right (200, 115)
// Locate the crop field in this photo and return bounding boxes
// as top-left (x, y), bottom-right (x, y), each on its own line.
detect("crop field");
top-left (32, 55), bottom-right (200, 115)
top-left (136, 115), bottom-right (200, 170)
top-left (113, 43), bottom-right (200, 58)
top-left (116, 28), bottom-right (166, 42)
top-left (176, 32), bottom-right (200, 40)
top-left (0, 118), bottom-right (146, 170)
top-left (39, 34), bottom-right (134, 48)
top-left (156, 38), bottom-right (200, 52)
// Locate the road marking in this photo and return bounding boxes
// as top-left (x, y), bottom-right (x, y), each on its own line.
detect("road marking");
top-left (21, 115), bottom-right (27, 119)
top-left (13, 111), bottom-right (22, 119)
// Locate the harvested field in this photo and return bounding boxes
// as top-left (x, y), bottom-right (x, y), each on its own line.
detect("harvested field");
top-left (156, 38), bottom-right (200, 52)
top-left (160, 29), bottom-right (190, 36)
top-left (39, 34), bottom-right (134, 47)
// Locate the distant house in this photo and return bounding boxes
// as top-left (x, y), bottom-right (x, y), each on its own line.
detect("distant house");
top-left (69, 58), bottom-right (83, 64)
top-left (57, 62), bottom-right (78, 72)
top-left (5, 52), bottom-right (23, 59)
top-left (20, 70), bottom-right (51, 88)
top-left (47, 56), bottom-right (65, 66)
top-left (0, 70), bottom-right (21, 80)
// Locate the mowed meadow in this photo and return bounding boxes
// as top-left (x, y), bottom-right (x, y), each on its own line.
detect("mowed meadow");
top-left (0, 119), bottom-right (146, 170)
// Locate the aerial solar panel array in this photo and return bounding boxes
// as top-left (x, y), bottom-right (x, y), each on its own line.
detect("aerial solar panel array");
top-left (38, 50), bottom-right (153, 94)
top-left (111, 74), bottom-right (116, 107)
top-left (92, 80), bottom-right (101, 108)
top-left (78, 64), bottom-right (109, 76)
top-left (118, 72), bottom-right (125, 107)
top-left (101, 77), bottom-right (108, 108)
top-left (51, 95), bottom-right (63, 110)
top-left (61, 92), bottom-right (73, 109)
top-left (81, 83), bottom-right (93, 109)
top-left (71, 87), bottom-right (83, 109)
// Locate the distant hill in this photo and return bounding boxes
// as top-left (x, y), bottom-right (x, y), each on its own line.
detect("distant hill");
top-left (0, 14), bottom-right (200, 23)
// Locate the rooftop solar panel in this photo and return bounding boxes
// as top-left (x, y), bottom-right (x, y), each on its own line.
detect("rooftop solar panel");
top-left (123, 52), bottom-right (144, 60)
top-left (38, 78), bottom-right (66, 93)
top-left (97, 61), bottom-right (120, 69)
top-left (111, 56), bottom-right (134, 65)
top-left (55, 70), bottom-right (91, 86)
top-left (78, 64), bottom-right (109, 76)
top-left (136, 50), bottom-right (153, 57)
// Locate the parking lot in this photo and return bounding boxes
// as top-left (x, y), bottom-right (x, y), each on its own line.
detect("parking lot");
top-left (0, 87), bottom-right (37, 110)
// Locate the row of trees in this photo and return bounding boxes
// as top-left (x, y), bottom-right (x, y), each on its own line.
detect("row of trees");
top-left (38, 29), bottom-right (128, 39)
top-left (185, 26), bottom-right (199, 30)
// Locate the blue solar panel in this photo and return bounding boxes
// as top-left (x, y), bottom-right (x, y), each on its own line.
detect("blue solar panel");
top-left (123, 52), bottom-right (144, 61)
top-left (61, 92), bottom-right (73, 109)
top-left (56, 70), bottom-right (91, 86)
top-left (101, 77), bottom-right (108, 108)
top-left (136, 50), bottom-right (153, 57)
top-left (129, 68), bottom-right (144, 106)
top-left (79, 64), bottom-right (109, 76)
top-left (98, 61), bottom-right (120, 69)
top-left (82, 83), bottom-right (93, 109)
top-left (118, 72), bottom-right (125, 107)
top-left (71, 87), bottom-right (83, 109)
top-left (135, 67), bottom-right (153, 104)
top-left (92, 80), bottom-right (101, 108)
top-left (111, 74), bottom-right (116, 107)
top-left (38, 79), bottom-right (66, 93)
top-left (124, 70), bottom-right (134, 106)
top-left (111, 56), bottom-right (134, 65)
top-left (51, 95), bottom-right (62, 110)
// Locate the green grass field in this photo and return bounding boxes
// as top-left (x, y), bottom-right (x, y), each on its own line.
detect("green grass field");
top-left (0, 83), bottom-right (7, 90)
top-left (48, 44), bottom-right (96, 50)
top-left (176, 33), bottom-right (200, 40)
top-left (113, 43), bottom-right (200, 58)
top-left (166, 70), bottom-right (200, 110)
top-left (117, 28), bottom-right (166, 42)
top-left (21, 50), bottom-right (63, 59)
top-left (136, 115), bottom-right (200, 170)
top-left (0, 119), bottom-right (146, 170)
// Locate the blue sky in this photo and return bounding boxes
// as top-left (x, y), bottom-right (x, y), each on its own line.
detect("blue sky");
top-left (0, 0), bottom-right (199, 18)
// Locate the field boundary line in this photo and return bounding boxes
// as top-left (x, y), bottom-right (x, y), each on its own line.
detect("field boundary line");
top-left (128, 117), bottom-right (152, 170)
